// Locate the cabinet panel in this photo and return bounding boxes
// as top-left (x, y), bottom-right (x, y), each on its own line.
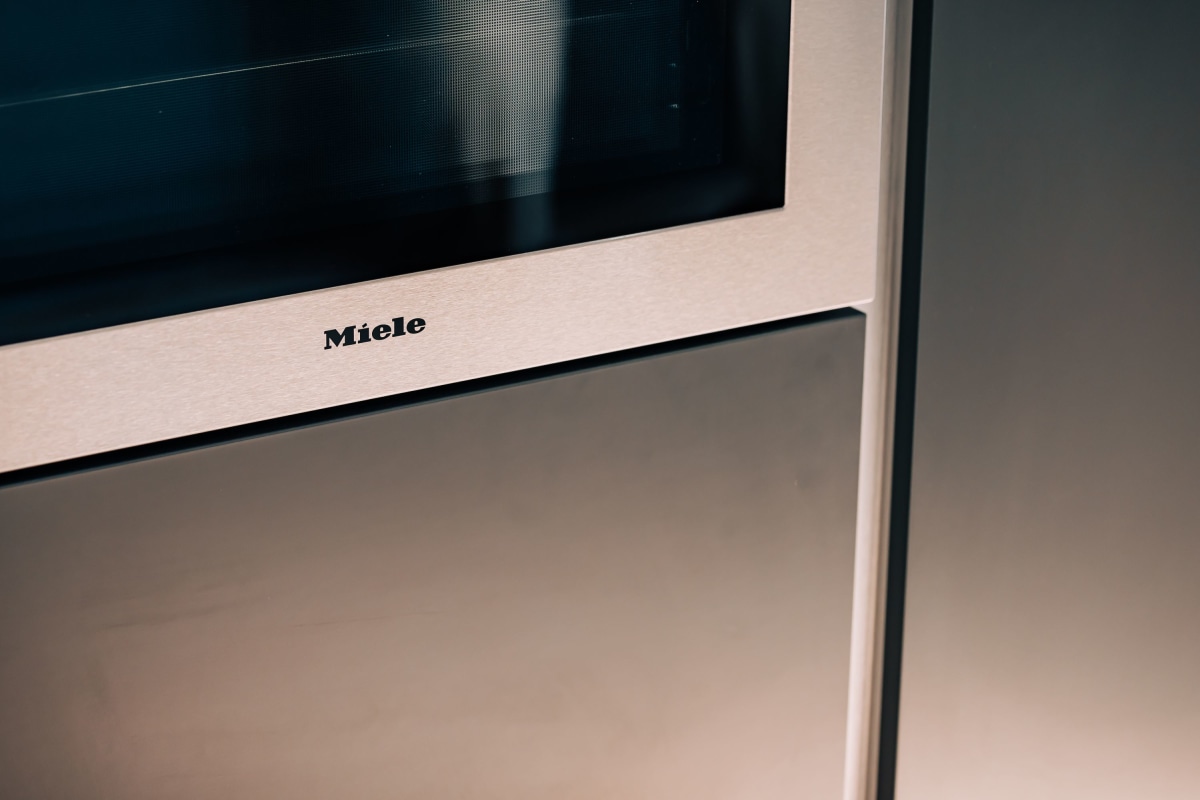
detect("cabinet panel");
top-left (0, 313), bottom-right (863, 799)
top-left (895, 3), bottom-right (1200, 798)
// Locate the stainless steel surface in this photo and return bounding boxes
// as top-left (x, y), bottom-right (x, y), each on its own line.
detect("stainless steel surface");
top-left (0, 0), bottom-right (890, 473)
top-left (895, 3), bottom-right (1200, 798)
top-left (845, 1), bottom-right (914, 797)
top-left (0, 313), bottom-right (864, 798)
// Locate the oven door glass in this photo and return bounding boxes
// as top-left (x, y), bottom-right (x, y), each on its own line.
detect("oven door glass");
top-left (0, 0), bottom-right (790, 344)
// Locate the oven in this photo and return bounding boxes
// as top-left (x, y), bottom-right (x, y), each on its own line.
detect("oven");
top-left (0, 0), bottom-right (908, 796)
top-left (1, 0), bottom-right (892, 476)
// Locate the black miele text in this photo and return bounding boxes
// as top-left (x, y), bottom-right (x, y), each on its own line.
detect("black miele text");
top-left (324, 317), bottom-right (426, 350)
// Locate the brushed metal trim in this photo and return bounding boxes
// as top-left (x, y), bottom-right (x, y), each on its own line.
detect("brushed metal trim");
top-left (847, 1), bottom-right (914, 798)
top-left (0, 0), bottom-right (890, 474)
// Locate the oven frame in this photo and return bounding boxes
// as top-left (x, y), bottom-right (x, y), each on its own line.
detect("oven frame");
top-left (1, 0), bottom-right (894, 478)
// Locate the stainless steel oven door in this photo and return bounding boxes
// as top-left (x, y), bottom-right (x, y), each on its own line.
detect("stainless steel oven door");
top-left (0, 0), bottom-right (891, 478)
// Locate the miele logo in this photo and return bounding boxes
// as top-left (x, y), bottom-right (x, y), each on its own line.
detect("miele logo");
top-left (324, 316), bottom-right (426, 350)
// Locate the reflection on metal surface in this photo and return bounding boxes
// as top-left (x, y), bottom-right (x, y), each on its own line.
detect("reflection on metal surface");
top-left (445, 0), bottom-right (567, 248)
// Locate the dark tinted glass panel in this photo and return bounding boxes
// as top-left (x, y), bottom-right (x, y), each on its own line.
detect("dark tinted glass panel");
top-left (0, 0), bottom-right (790, 344)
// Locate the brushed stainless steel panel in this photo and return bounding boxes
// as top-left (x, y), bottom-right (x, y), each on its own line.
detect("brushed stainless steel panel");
top-left (0, 313), bottom-right (864, 799)
top-left (0, 0), bottom-right (891, 473)
top-left (894, 3), bottom-right (1200, 798)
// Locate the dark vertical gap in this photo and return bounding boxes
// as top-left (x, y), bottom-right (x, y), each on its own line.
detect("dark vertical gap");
top-left (875, 0), bottom-right (934, 798)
